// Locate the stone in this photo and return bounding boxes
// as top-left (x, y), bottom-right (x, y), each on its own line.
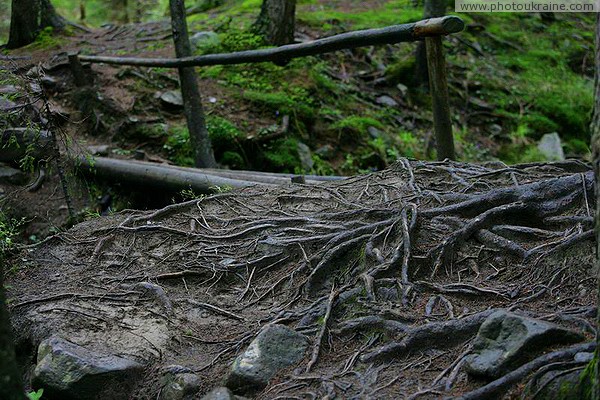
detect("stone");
top-left (538, 132), bottom-right (565, 161)
top-left (0, 163), bottom-right (26, 185)
top-left (574, 352), bottom-right (593, 363)
top-left (199, 387), bottom-right (235, 400)
top-left (375, 95), bottom-right (398, 107)
top-left (0, 84), bottom-right (18, 94)
top-left (0, 128), bottom-right (52, 162)
top-left (226, 324), bottom-right (308, 394)
top-left (87, 145), bottom-right (110, 156)
top-left (314, 144), bottom-right (334, 160)
top-left (0, 97), bottom-right (17, 112)
top-left (32, 336), bottom-right (144, 400)
top-left (41, 75), bottom-right (60, 89)
top-left (296, 142), bottom-right (314, 171)
top-left (368, 126), bottom-right (382, 139)
top-left (190, 31), bottom-right (221, 51)
top-left (464, 311), bottom-right (583, 379)
top-left (396, 83), bottom-right (408, 96)
top-left (160, 90), bottom-right (184, 108)
top-left (160, 369), bottom-right (201, 400)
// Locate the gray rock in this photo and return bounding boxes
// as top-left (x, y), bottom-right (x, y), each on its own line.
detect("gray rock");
top-left (396, 83), bottom-right (408, 96)
top-left (190, 31), bottom-right (221, 51)
top-left (32, 336), bottom-right (143, 400)
top-left (314, 144), bottom-right (334, 160)
top-left (0, 128), bottom-right (52, 162)
top-left (41, 75), bottom-right (60, 89)
top-left (200, 387), bottom-right (235, 400)
top-left (0, 84), bottom-right (18, 94)
top-left (160, 370), bottom-right (201, 400)
top-left (574, 351), bottom-right (594, 363)
top-left (368, 126), bottom-right (382, 139)
top-left (296, 142), bottom-right (314, 171)
top-left (0, 163), bottom-right (26, 185)
top-left (465, 311), bottom-right (583, 378)
top-left (87, 145), bottom-right (110, 156)
top-left (0, 97), bottom-right (17, 112)
top-left (226, 324), bottom-right (308, 394)
top-left (160, 90), bottom-right (184, 108)
top-left (538, 132), bottom-right (565, 161)
top-left (376, 95), bottom-right (398, 107)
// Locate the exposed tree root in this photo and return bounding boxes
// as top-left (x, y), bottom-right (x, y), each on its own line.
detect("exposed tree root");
top-left (453, 342), bottom-right (595, 400)
top-left (12, 160), bottom-right (597, 399)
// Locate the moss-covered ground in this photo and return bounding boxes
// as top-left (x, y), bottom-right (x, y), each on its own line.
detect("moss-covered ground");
top-left (1, 0), bottom-right (595, 174)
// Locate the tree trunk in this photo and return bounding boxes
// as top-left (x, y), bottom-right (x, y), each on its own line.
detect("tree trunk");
top-left (40, 0), bottom-right (66, 30)
top-left (414, 0), bottom-right (446, 89)
top-left (0, 263), bottom-right (26, 400)
top-left (111, 0), bottom-right (129, 23)
top-left (7, 0), bottom-right (65, 49)
top-left (253, 0), bottom-right (296, 46)
top-left (7, 0), bottom-right (40, 49)
top-left (169, 0), bottom-right (217, 168)
top-left (592, 12), bottom-right (600, 400)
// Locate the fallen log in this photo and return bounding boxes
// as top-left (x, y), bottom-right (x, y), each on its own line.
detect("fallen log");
top-left (75, 156), bottom-right (343, 193)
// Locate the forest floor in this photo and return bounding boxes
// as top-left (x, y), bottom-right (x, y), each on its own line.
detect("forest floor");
top-left (6, 158), bottom-right (597, 399)
top-left (0, 1), bottom-right (598, 399)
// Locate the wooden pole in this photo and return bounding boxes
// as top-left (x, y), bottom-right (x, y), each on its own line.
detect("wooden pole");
top-left (169, 0), bottom-right (217, 168)
top-left (79, 16), bottom-right (465, 68)
top-left (426, 36), bottom-right (455, 160)
top-left (68, 52), bottom-right (90, 87)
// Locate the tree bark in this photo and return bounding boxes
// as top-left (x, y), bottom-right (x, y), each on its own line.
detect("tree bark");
top-left (592, 12), bottom-right (600, 400)
top-left (7, 0), bottom-right (65, 49)
top-left (7, 0), bottom-right (40, 49)
top-left (169, 0), bottom-right (217, 168)
top-left (414, 0), bottom-right (446, 89)
top-left (253, 0), bottom-right (296, 46)
top-left (0, 262), bottom-right (26, 400)
top-left (40, 0), bottom-right (65, 30)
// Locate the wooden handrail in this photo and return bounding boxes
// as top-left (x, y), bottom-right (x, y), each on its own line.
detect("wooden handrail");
top-left (78, 16), bottom-right (464, 68)
top-left (72, 15), bottom-right (464, 161)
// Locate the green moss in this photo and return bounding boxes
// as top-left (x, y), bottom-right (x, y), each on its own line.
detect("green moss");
top-left (164, 117), bottom-right (246, 167)
top-left (221, 151), bottom-right (245, 169)
top-left (385, 57), bottom-right (416, 86)
top-left (243, 90), bottom-right (314, 118)
top-left (206, 115), bottom-right (244, 152)
top-left (332, 116), bottom-right (383, 138)
top-left (261, 138), bottom-right (301, 172)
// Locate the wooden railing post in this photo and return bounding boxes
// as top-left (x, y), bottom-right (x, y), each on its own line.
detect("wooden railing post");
top-left (68, 52), bottom-right (90, 87)
top-left (425, 35), bottom-right (455, 161)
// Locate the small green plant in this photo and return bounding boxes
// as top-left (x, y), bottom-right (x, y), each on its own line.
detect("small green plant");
top-left (0, 212), bottom-right (25, 257)
top-left (27, 388), bottom-right (44, 400)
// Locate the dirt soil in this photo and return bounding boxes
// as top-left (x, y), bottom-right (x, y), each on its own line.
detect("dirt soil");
top-left (6, 158), bottom-right (596, 399)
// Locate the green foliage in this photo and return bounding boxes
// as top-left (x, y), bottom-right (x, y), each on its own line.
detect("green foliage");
top-left (221, 151), bottom-right (244, 169)
top-left (206, 116), bottom-right (244, 151)
top-left (243, 90), bottom-right (313, 118)
top-left (33, 27), bottom-right (62, 48)
top-left (219, 30), bottom-right (265, 53)
top-left (164, 117), bottom-right (246, 168)
top-left (27, 389), bottom-right (44, 400)
top-left (0, 212), bottom-right (25, 257)
top-left (163, 125), bottom-right (194, 166)
top-left (261, 138), bottom-right (301, 172)
top-left (332, 116), bottom-right (383, 138)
